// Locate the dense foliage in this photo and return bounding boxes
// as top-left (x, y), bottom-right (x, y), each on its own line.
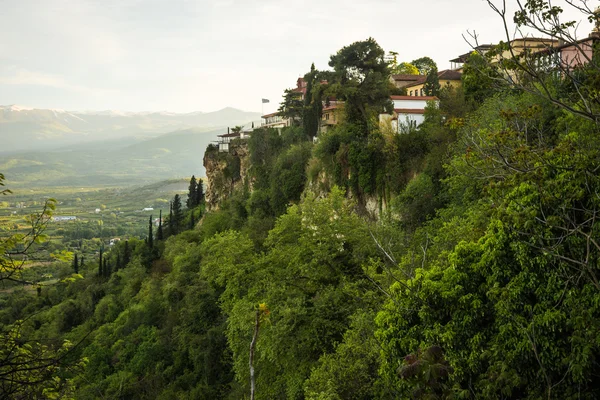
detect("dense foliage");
top-left (3, 5), bottom-right (600, 397)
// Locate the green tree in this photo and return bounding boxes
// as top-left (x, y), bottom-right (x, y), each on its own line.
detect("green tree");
top-left (423, 66), bottom-right (440, 96)
top-left (392, 62), bottom-right (419, 75)
top-left (98, 246), bottom-right (103, 277)
top-left (172, 195), bottom-right (183, 234)
top-left (147, 215), bottom-right (153, 249)
top-left (123, 240), bottom-right (131, 266)
top-left (302, 63), bottom-right (324, 139)
top-left (328, 38), bottom-right (392, 133)
top-left (411, 56), bottom-right (437, 75)
top-left (196, 178), bottom-right (204, 206)
top-left (187, 175), bottom-right (198, 209)
top-left (73, 253), bottom-right (79, 274)
top-left (156, 210), bottom-right (164, 241)
top-left (278, 88), bottom-right (304, 126)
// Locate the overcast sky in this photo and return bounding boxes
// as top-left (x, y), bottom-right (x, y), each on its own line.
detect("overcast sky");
top-left (0, 0), bottom-right (594, 114)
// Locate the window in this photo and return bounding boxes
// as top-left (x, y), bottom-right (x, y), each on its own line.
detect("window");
top-left (420, 88), bottom-right (424, 96)
top-left (410, 90), bottom-right (413, 96)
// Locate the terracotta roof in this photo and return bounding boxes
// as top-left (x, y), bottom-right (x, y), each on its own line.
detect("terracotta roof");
top-left (391, 74), bottom-right (425, 82)
top-left (218, 132), bottom-right (241, 138)
top-left (322, 105), bottom-right (339, 111)
top-left (390, 95), bottom-right (439, 101)
top-left (438, 69), bottom-right (462, 80)
top-left (394, 108), bottom-right (426, 114)
top-left (261, 112), bottom-right (280, 118)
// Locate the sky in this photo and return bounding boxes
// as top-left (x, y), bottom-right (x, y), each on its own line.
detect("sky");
top-left (0, 0), bottom-right (594, 114)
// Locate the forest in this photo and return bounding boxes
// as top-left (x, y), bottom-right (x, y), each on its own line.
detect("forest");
top-left (1, 1), bottom-right (600, 399)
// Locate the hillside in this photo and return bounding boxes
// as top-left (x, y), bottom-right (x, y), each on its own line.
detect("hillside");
top-left (2, 21), bottom-right (600, 400)
top-left (0, 128), bottom-right (221, 187)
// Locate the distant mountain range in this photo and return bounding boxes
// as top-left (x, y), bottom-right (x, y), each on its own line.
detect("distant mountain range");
top-left (0, 105), bottom-right (261, 153)
top-left (0, 106), bottom-right (261, 187)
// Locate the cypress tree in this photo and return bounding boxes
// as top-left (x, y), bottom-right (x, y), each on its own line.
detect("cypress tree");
top-left (123, 240), bottom-right (130, 267)
top-left (189, 211), bottom-right (195, 230)
top-left (147, 215), bottom-right (154, 249)
top-left (116, 253), bottom-right (122, 271)
top-left (103, 259), bottom-right (110, 277)
top-left (80, 256), bottom-right (84, 270)
top-left (196, 178), bottom-right (204, 205)
top-left (157, 210), bottom-right (164, 241)
top-left (168, 202), bottom-right (174, 237)
top-left (187, 176), bottom-right (198, 208)
top-left (172, 195), bottom-right (183, 234)
top-left (98, 247), bottom-right (103, 277)
top-left (73, 254), bottom-right (79, 274)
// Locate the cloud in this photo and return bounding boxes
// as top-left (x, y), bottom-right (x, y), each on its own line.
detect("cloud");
top-left (0, 66), bottom-right (117, 97)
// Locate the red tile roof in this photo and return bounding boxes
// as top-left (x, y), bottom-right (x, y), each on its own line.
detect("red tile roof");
top-left (218, 132), bottom-right (241, 138)
top-left (390, 95), bottom-right (439, 101)
top-left (261, 112), bottom-right (280, 118)
top-left (438, 69), bottom-right (462, 80)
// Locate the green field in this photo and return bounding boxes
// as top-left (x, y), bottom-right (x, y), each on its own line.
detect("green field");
top-left (0, 179), bottom-right (191, 289)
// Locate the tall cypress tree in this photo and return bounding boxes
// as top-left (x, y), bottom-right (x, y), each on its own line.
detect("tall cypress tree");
top-left (189, 211), bottom-right (195, 230)
top-left (172, 195), bottom-right (183, 234)
top-left (157, 210), bottom-right (164, 241)
top-left (168, 202), bottom-right (174, 237)
top-left (98, 247), bottom-right (103, 277)
top-left (196, 178), bottom-right (204, 205)
top-left (123, 240), bottom-right (130, 267)
top-left (147, 215), bottom-right (154, 249)
top-left (187, 176), bottom-right (198, 208)
top-left (73, 254), bottom-right (79, 274)
top-left (116, 253), bottom-right (122, 271)
top-left (103, 259), bottom-right (110, 278)
top-left (80, 256), bottom-right (84, 270)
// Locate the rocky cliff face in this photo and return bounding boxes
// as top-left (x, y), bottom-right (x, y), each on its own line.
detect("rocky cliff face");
top-left (203, 144), bottom-right (251, 211)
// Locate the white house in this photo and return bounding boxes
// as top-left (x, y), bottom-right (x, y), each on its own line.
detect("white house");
top-left (52, 216), bottom-right (77, 222)
top-left (380, 95), bottom-right (439, 133)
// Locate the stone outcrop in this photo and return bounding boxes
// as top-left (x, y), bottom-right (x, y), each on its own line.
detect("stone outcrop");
top-left (203, 144), bottom-right (251, 211)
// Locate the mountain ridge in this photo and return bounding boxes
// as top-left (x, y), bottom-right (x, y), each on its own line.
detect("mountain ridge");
top-left (0, 106), bottom-right (261, 153)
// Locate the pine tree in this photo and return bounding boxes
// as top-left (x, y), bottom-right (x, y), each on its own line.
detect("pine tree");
top-left (73, 254), bottom-right (78, 274)
top-left (147, 215), bottom-right (154, 249)
top-left (157, 210), bottom-right (164, 241)
top-left (187, 176), bottom-right (198, 209)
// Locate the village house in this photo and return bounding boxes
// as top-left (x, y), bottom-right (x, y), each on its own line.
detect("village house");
top-left (216, 125), bottom-right (255, 152)
top-left (403, 70), bottom-right (463, 96)
top-left (52, 216), bottom-right (77, 222)
top-left (379, 95), bottom-right (439, 133)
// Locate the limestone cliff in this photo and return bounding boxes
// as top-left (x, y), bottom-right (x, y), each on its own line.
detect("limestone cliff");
top-left (203, 143), bottom-right (251, 211)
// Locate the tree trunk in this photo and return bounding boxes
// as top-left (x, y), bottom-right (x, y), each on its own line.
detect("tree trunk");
top-left (249, 310), bottom-right (260, 400)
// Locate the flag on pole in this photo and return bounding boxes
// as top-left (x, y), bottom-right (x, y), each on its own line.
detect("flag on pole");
top-left (261, 98), bottom-right (270, 103)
